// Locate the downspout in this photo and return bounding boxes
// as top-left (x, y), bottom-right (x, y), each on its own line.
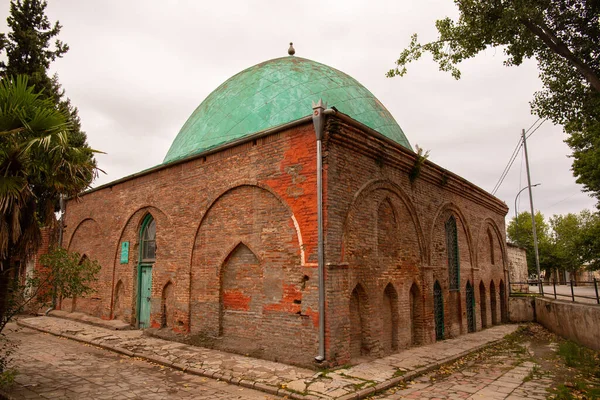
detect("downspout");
top-left (312, 99), bottom-right (326, 363)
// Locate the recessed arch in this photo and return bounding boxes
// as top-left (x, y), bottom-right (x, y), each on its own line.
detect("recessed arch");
top-left (499, 279), bottom-right (507, 323)
top-left (189, 184), bottom-right (301, 337)
top-left (433, 280), bottom-right (444, 341)
top-left (349, 283), bottom-right (371, 359)
top-left (429, 202), bottom-right (475, 269)
top-left (219, 242), bottom-right (262, 337)
top-left (490, 280), bottom-right (498, 325)
top-left (479, 280), bottom-right (487, 329)
top-left (341, 179), bottom-right (427, 265)
top-left (161, 281), bottom-right (175, 328)
top-left (66, 218), bottom-right (102, 250)
top-left (382, 282), bottom-right (399, 353)
top-left (112, 279), bottom-right (125, 320)
top-left (189, 183), bottom-right (304, 266)
top-left (409, 281), bottom-right (423, 345)
top-left (477, 218), bottom-right (508, 270)
top-left (466, 280), bottom-right (475, 333)
top-left (109, 205), bottom-right (169, 323)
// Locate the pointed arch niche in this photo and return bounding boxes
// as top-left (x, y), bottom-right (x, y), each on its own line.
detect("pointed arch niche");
top-left (219, 243), bottom-right (262, 338)
top-left (409, 283), bottom-right (423, 346)
top-left (382, 283), bottom-right (399, 353)
top-left (349, 284), bottom-right (371, 359)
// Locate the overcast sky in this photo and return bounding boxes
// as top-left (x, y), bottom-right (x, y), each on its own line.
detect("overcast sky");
top-left (1, 0), bottom-right (595, 223)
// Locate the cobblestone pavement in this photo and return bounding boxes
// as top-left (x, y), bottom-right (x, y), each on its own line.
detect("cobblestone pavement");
top-left (1, 323), bottom-right (273, 399)
top-left (372, 334), bottom-right (555, 399)
top-left (9, 315), bottom-right (520, 399)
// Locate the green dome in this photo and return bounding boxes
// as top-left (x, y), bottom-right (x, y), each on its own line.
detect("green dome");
top-left (163, 56), bottom-right (411, 163)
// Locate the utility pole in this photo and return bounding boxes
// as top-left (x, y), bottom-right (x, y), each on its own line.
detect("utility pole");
top-left (522, 129), bottom-right (542, 290)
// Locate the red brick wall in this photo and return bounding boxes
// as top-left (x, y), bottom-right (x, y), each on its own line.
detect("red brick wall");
top-left (64, 124), bottom-right (320, 365)
top-left (323, 118), bottom-right (508, 365)
top-left (63, 115), bottom-right (508, 367)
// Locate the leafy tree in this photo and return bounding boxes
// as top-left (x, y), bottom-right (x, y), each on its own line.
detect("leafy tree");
top-left (508, 209), bottom-right (600, 277)
top-left (0, 247), bottom-right (100, 386)
top-left (549, 213), bottom-right (585, 273)
top-left (0, 247), bottom-right (101, 335)
top-left (388, 0), bottom-right (600, 204)
top-left (573, 209), bottom-right (600, 270)
top-left (507, 211), bottom-right (554, 275)
top-left (0, 0), bottom-right (94, 166)
top-left (0, 75), bottom-right (98, 329)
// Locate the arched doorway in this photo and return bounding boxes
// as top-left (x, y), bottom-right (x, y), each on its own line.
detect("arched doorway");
top-left (433, 281), bottom-right (444, 341)
top-left (479, 281), bottom-right (487, 329)
top-left (466, 281), bottom-right (475, 333)
top-left (500, 280), bottom-right (507, 323)
top-left (382, 283), bottom-right (399, 353)
top-left (409, 283), bottom-right (422, 345)
top-left (137, 214), bottom-right (156, 329)
top-left (490, 280), bottom-right (498, 325)
top-left (350, 284), bottom-right (370, 358)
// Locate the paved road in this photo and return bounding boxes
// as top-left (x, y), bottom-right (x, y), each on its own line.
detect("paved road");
top-left (2, 323), bottom-right (273, 400)
top-left (527, 284), bottom-right (599, 304)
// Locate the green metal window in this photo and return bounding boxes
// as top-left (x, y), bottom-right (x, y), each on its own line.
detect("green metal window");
top-left (141, 216), bottom-right (156, 263)
top-left (466, 281), bottom-right (475, 333)
top-left (445, 216), bottom-right (460, 291)
top-left (433, 281), bottom-right (444, 341)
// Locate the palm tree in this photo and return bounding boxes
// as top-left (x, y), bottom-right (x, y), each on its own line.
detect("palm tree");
top-left (0, 75), bottom-right (98, 322)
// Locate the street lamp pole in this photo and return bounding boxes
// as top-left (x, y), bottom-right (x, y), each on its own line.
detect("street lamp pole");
top-left (514, 183), bottom-right (540, 242)
top-left (522, 129), bottom-right (542, 291)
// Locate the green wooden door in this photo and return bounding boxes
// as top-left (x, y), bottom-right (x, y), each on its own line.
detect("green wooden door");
top-left (466, 281), bottom-right (476, 333)
top-left (138, 265), bottom-right (152, 328)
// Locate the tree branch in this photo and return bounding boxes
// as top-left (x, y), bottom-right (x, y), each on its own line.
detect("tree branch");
top-left (522, 19), bottom-right (600, 93)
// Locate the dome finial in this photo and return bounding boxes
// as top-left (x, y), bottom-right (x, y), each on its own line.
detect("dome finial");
top-left (288, 42), bottom-right (295, 56)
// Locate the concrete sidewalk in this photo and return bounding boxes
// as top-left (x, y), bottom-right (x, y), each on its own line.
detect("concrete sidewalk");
top-left (17, 315), bottom-right (518, 400)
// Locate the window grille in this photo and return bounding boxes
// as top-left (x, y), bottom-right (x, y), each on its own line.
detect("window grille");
top-left (141, 217), bottom-right (156, 263)
top-left (445, 216), bottom-right (460, 290)
top-left (466, 281), bottom-right (475, 332)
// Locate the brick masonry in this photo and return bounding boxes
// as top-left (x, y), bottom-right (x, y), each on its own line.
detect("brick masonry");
top-left (62, 115), bottom-right (508, 367)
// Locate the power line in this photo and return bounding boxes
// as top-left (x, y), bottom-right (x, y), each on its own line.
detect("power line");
top-left (546, 193), bottom-right (579, 210)
top-left (491, 118), bottom-right (546, 196)
top-left (491, 137), bottom-right (523, 195)
top-left (524, 117), bottom-right (542, 134)
top-left (526, 119), bottom-right (546, 139)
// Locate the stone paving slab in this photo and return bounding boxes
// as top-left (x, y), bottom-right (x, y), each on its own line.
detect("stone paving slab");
top-left (16, 316), bottom-right (518, 399)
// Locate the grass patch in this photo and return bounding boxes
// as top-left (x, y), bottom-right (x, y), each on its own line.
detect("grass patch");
top-left (548, 340), bottom-right (600, 399)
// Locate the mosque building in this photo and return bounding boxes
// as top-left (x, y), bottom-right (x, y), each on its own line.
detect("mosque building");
top-left (62, 45), bottom-right (509, 367)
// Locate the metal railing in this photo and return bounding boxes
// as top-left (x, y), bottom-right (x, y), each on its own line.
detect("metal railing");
top-left (509, 279), bottom-right (600, 305)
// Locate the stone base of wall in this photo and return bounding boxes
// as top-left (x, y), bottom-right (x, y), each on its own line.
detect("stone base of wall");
top-left (535, 297), bottom-right (600, 351)
top-left (508, 296), bottom-right (536, 322)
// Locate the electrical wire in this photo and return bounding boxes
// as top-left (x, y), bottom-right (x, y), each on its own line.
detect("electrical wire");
top-left (526, 119), bottom-right (546, 139)
top-left (491, 137), bottom-right (523, 195)
top-left (491, 118), bottom-right (546, 196)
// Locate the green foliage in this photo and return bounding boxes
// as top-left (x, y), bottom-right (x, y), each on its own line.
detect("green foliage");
top-left (0, 334), bottom-right (16, 388)
top-left (507, 211), bottom-right (552, 275)
top-left (37, 247), bottom-right (101, 305)
top-left (388, 0), bottom-right (600, 206)
top-left (507, 209), bottom-right (600, 275)
top-left (0, 0), bottom-right (95, 173)
top-left (0, 247), bottom-right (101, 335)
top-left (409, 144), bottom-right (430, 183)
top-left (0, 75), bottom-right (98, 261)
